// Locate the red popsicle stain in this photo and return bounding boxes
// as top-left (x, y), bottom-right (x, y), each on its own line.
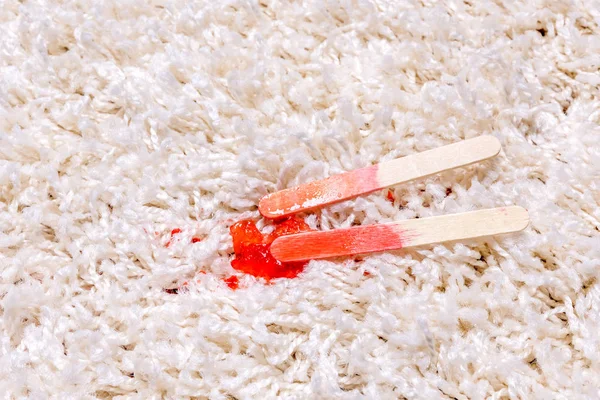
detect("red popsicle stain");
top-left (223, 275), bottom-right (239, 290)
top-left (386, 189), bottom-right (395, 203)
top-left (230, 216), bottom-right (312, 280)
top-left (165, 228), bottom-right (182, 248)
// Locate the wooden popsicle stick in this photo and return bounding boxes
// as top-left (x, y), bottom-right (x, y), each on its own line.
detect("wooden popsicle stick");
top-left (270, 206), bottom-right (529, 262)
top-left (259, 135), bottom-right (501, 219)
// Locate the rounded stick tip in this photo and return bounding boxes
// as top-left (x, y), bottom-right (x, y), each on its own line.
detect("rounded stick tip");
top-left (478, 135), bottom-right (502, 158)
top-left (505, 205), bottom-right (530, 232)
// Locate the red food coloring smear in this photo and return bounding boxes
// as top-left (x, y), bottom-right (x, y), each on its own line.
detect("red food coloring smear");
top-left (165, 228), bottom-right (182, 247)
top-left (386, 189), bottom-right (395, 203)
top-left (223, 275), bottom-right (239, 290)
top-left (230, 216), bottom-right (312, 280)
top-left (191, 237), bottom-right (203, 243)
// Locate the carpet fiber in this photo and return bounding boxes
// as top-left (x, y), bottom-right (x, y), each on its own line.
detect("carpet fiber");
top-left (1, 0), bottom-right (599, 398)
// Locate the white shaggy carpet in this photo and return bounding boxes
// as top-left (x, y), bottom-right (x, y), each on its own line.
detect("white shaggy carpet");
top-left (1, 0), bottom-right (599, 398)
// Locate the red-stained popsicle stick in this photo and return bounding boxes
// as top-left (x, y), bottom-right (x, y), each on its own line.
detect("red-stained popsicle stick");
top-left (270, 206), bottom-right (529, 262)
top-left (259, 136), bottom-right (501, 219)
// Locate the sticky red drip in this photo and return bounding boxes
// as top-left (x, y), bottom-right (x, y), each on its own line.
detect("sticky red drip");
top-left (386, 189), bottom-right (395, 203)
top-left (230, 216), bottom-right (312, 280)
top-left (223, 275), bottom-right (239, 289)
top-left (166, 228), bottom-right (183, 247)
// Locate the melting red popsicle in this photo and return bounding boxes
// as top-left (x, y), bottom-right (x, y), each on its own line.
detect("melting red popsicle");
top-left (229, 216), bottom-right (312, 280)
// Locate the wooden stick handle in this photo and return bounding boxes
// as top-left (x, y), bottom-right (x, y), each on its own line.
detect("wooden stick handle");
top-left (376, 135), bottom-right (501, 187)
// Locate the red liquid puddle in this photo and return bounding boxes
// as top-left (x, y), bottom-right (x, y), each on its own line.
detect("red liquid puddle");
top-left (230, 216), bottom-right (312, 280)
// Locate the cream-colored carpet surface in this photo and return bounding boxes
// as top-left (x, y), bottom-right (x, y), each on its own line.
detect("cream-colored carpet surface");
top-left (1, 0), bottom-right (599, 398)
